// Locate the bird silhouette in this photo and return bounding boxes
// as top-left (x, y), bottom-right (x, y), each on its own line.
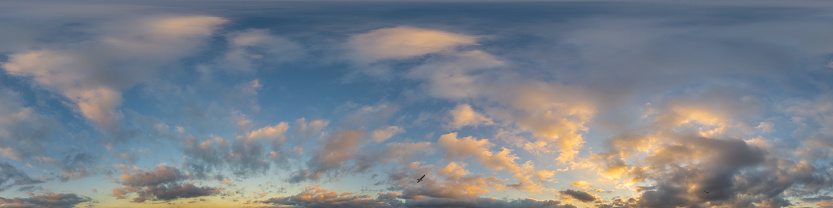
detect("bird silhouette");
top-left (416, 174), bottom-right (426, 183)
top-left (704, 191), bottom-right (710, 194)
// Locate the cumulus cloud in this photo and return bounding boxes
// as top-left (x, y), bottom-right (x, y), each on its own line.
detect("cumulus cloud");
top-left (348, 26), bottom-right (477, 63)
top-left (438, 133), bottom-right (520, 173)
top-left (117, 164), bottom-right (187, 187)
top-left (447, 104), bottom-right (493, 129)
top-left (1, 15), bottom-right (227, 129)
top-left (113, 164), bottom-right (219, 203)
top-left (0, 191), bottom-right (91, 208)
top-left (374, 26), bottom-right (592, 163)
top-left (290, 129), bottom-right (365, 183)
top-left (183, 120), bottom-right (298, 178)
top-left (381, 161), bottom-right (504, 201)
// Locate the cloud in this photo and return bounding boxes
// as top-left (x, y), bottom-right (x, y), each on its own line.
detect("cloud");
top-left (371, 126), bottom-right (405, 143)
top-left (259, 184), bottom-right (395, 208)
top-left (0, 89), bottom-right (60, 161)
top-left (56, 153), bottom-right (100, 181)
top-left (404, 197), bottom-right (576, 208)
top-left (118, 164), bottom-right (187, 187)
top-left (113, 164), bottom-right (220, 203)
top-left (0, 161), bottom-right (43, 192)
top-left (378, 142), bottom-right (434, 164)
top-left (569, 181), bottom-right (591, 190)
top-left (382, 27), bottom-right (592, 163)
top-left (407, 50), bottom-right (504, 100)
top-left (438, 133), bottom-right (520, 173)
top-left (130, 182), bottom-right (221, 203)
top-left (221, 29), bottom-right (303, 72)
top-left (1, 15), bottom-right (227, 130)
top-left (0, 191), bottom-right (91, 208)
top-left (383, 162), bottom-right (504, 200)
top-left (183, 120), bottom-right (296, 178)
top-left (291, 129), bottom-right (365, 183)
top-left (447, 104), bottom-right (493, 129)
top-left (294, 118), bottom-right (330, 140)
top-left (559, 189), bottom-right (597, 203)
top-left (348, 26), bottom-right (477, 63)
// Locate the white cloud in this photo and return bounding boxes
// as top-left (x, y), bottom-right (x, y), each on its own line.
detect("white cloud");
top-left (348, 26), bottom-right (477, 62)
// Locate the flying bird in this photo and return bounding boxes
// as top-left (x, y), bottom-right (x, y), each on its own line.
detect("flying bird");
top-left (417, 174), bottom-right (426, 183)
top-left (704, 191), bottom-right (710, 194)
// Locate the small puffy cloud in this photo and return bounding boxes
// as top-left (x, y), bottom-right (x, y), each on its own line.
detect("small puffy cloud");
top-left (371, 126), bottom-right (404, 142)
top-left (246, 122), bottom-right (290, 143)
top-left (447, 104), bottom-right (493, 129)
top-left (559, 189), bottom-right (597, 203)
top-left (348, 26), bottom-right (477, 62)
top-left (0, 191), bottom-right (91, 208)
top-left (438, 133), bottom-right (520, 173)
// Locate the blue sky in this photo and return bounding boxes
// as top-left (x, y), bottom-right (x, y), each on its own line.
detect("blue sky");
top-left (1, 1), bottom-right (833, 207)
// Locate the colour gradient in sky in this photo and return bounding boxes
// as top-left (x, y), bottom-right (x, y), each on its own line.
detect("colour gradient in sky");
top-left (1, 1), bottom-right (833, 208)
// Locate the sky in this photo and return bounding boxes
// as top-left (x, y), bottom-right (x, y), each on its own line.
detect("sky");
top-left (1, 0), bottom-right (833, 207)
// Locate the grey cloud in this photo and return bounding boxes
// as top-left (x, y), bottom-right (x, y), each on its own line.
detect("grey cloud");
top-left (804, 196), bottom-right (833, 202)
top-left (559, 189), bottom-right (596, 203)
top-left (118, 164), bottom-right (187, 187)
top-left (220, 29), bottom-right (304, 73)
top-left (130, 183), bottom-right (220, 203)
top-left (113, 165), bottom-right (219, 203)
top-left (57, 153), bottom-right (99, 181)
top-left (0, 191), bottom-right (91, 208)
top-left (0, 161), bottom-right (43, 192)
top-left (593, 197), bottom-right (638, 208)
top-left (405, 197), bottom-right (576, 208)
top-left (182, 134), bottom-right (271, 178)
top-left (0, 89), bottom-right (61, 161)
top-left (290, 129), bottom-right (365, 183)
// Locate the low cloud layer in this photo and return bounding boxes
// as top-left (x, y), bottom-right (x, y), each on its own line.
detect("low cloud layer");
top-left (0, 191), bottom-right (91, 208)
